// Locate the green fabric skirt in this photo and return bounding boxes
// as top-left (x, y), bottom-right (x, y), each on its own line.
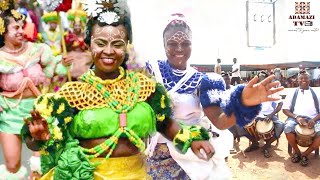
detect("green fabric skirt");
top-left (0, 96), bottom-right (34, 134)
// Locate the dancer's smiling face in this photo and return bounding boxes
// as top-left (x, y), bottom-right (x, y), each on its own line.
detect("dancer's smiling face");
top-left (164, 27), bottom-right (192, 70)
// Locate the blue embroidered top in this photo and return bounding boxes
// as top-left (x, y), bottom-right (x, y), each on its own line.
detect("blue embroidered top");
top-left (146, 60), bottom-right (227, 108)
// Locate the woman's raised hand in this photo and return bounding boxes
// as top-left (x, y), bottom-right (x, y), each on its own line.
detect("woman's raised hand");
top-left (191, 141), bottom-right (215, 161)
top-left (241, 75), bottom-right (284, 107)
top-left (62, 54), bottom-right (75, 66)
top-left (24, 110), bottom-right (50, 141)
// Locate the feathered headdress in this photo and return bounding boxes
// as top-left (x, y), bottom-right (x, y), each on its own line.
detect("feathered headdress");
top-left (42, 11), bottom-right (59, 24)
top-left (81, 0), bottom-right (130, 25)
top-left (37, 0), bottom-right (72, 12)
top-left (67, 9), bottom-right (87, 28)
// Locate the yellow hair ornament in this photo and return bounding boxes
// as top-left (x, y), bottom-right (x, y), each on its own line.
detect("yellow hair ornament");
top-left (0, 0), bottom-right (10, 11)
top-left (0, 18), bottom-right (4, 35)
top-left (11, 9), bottom-right (22, 20)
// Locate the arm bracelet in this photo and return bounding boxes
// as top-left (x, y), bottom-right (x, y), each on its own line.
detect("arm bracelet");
top-left (222, 85), bottom-right (262, 127)
top-left (173, 125), bottom-right (210, 154)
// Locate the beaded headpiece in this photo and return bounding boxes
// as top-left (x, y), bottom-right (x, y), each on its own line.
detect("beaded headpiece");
top-left (81, 0), bottom-right (130, 25)
top-left (164, 13), bottom-right (191, 31)
top-left (42, 11), bottom-right (59, 24)
top-left (167, 13), bottom-right (188, 27)
top-left (0, 0), bottom-right (24, 35)
top-left (163, 13), bottom-right (192, 37)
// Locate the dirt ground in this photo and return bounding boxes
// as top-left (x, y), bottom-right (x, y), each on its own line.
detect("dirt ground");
top-left (227, 112), bottom-right (320, 180)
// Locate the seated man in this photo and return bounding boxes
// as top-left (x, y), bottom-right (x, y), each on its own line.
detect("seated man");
top-left (223, 72), bottom-right (239, 153)
top-left (283, 71), bottom-right (320, 167)
top-left (229, 72), bottom-right (284, 158)
top-left (222, 71), bottom-right (234, 92)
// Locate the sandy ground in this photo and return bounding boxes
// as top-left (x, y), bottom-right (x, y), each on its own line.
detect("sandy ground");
top-left (227, 112), bottom-right (320, 180)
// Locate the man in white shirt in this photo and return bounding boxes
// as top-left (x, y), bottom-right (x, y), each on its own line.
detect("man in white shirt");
top-left (231, 58), bottom-right (240, 86)
top-left (214, 58), bottom-right (222, 75)
top-left (312, 67), bottom-right (320, 86)
top-left (283, 71), bottom-right (320, 167)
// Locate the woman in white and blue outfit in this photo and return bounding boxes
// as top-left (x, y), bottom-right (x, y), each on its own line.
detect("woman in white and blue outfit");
top-left (145, 13), bottom-right (283, 180)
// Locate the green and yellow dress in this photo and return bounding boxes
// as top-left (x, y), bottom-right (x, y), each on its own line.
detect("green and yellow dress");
top-left (21, 67), bottom-right (174, 179)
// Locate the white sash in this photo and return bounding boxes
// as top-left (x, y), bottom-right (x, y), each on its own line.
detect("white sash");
top-left (148, 60), bottom-right (163, 84)
top-left (146, 60), bottom-right (198, 155)
top-left (167, 68), bottom-right (197, 95)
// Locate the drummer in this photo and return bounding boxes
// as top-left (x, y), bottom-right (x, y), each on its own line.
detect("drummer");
top-left (223, 72), bottom-right (241, 152)
top-left (283, 70), bottom-right (320, 167)
top-left (228, 71), bottom-right (284, 158)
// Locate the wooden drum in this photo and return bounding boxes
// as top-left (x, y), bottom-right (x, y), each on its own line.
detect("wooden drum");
top-left (256, 120), bottom-right (275, 140)
top-left (295, 125), bottom-right (316, 147)
top-left (244, 120), bottom-right (259, 139)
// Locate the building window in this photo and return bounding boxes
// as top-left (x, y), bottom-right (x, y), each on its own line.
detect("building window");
top-left (246, 0), bottom-right (276, 47)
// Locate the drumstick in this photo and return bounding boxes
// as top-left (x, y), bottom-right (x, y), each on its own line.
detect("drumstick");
top-left (241, 150), bottom-right (247, 158)
top-left (233, 139), bottom-right (247, 158)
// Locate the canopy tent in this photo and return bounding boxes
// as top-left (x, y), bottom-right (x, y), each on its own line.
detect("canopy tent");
top-left (241, 61), bottom-right (320, 71)
top-left (191, 61), bottom-right (320, 72)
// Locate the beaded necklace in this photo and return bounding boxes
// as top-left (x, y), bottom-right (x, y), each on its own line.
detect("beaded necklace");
top-left (3, 93), bottom-right (23, 109)
top-left (79, 67), bottom-right (145, 159)
top-left (1, 42), bottom-right (26, 55)
top-left (46, 30), bottom-right (59, 43)
top-left (87, 66), bottom-right (125, 85)
top-left (80, 67), bottom-right (140, 113)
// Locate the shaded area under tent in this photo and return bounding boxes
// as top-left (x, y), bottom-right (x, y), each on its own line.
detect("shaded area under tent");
top-left (191, 61), bottom-right (320, 72)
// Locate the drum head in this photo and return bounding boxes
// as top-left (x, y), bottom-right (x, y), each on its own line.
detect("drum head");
top-left (256, 120), bottom-right (274, 133)
top-left (295, 125), bottom-right (315, 136)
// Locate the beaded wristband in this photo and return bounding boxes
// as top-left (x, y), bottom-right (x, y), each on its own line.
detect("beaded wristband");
top-left (222, 85), bottom-right (261, 127)
top-left (173, 125), bottom-right (210, 154)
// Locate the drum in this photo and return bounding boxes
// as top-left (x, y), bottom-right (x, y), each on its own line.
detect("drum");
top-left (295, 125), bottom-right (316, 147)
top-left (244, 120), bottom-right (259, 139)
top-left (256, 120), bottom-right (274, 140)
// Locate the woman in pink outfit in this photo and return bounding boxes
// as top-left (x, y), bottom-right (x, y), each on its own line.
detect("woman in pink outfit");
top-left (0, 1), bottom-right (58, 179)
